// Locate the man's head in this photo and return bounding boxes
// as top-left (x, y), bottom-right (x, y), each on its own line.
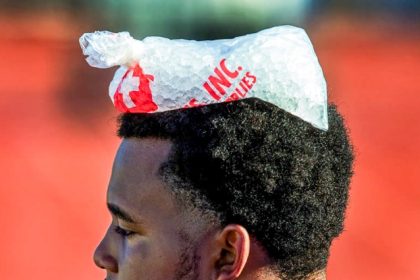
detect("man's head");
top-left (94, 98), bottom-right (354, 280)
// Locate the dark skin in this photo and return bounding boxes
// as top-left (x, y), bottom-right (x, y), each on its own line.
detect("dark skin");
top-left (94, 138), bottom-right (326, 280)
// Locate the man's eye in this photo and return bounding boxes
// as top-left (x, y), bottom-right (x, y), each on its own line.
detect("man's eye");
top-left (113, 225), bottom-right (135, 237)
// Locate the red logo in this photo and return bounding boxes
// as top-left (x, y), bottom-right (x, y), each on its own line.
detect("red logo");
top-left (184, 58), bottom-right (258, 108)
top-left (202, 58), bottom-right (257, 102)
top-left (113, 64), bottom-right (158, 113)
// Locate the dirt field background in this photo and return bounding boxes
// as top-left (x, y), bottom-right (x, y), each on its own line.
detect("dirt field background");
top-left (0, 12), bottom-right (419, 280)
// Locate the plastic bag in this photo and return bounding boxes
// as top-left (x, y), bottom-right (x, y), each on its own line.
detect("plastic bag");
top-left (80, 26), bottom-right (328, 130)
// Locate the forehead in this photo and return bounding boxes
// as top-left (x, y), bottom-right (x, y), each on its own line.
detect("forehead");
top-left (107, 138), bottom-right (173, 216)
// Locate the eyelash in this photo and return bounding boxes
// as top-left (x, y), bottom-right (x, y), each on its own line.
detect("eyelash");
top-left (113, 225), bottom-right (135, 237)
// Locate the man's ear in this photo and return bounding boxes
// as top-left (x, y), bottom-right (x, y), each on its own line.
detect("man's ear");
top-left (212, 224), bottom-right (250, 280)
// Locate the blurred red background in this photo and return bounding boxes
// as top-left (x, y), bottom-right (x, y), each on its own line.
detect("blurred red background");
top-left (0, 8), bottom-right (419, 280)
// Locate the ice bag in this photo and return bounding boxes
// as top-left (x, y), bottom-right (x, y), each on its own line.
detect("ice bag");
top-left (80, 26), bottom-right (328, 130)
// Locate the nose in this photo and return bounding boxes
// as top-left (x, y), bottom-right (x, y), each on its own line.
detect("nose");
top-left (93, 230), bottom-right (118, 273)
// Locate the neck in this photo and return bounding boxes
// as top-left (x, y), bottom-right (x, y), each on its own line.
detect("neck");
top-left (306, 269), bottom-right (326, 280)
top-left (242, 239), bottom-right (327, 280)
top-left (246, 268), bottom-right (326, 280)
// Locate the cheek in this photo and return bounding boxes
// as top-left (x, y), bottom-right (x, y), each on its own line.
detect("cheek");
top-left (124, 238), bottom-right (150, 262)
top-left (119, 237), bottom-right (180, 279)
top-left (117, 238), bottom-right (150, 278)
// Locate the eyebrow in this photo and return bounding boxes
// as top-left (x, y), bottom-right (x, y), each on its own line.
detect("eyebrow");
top-left (107, 203), bottom-right (138, 224)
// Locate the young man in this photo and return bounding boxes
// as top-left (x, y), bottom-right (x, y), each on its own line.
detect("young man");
top-left (93, 98), bottom-right (353, 280)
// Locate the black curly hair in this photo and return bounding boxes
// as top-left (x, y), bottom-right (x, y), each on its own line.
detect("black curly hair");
top-left (118, 98), bottom-right (354, 280)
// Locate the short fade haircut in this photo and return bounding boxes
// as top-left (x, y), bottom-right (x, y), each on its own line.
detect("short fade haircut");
top-left (118, 98), bottom-right (354, 280)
